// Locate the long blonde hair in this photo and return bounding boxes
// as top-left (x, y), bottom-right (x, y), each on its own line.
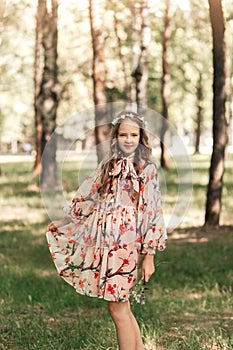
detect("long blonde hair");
top-left (98, 111), bottom-right (152, 197)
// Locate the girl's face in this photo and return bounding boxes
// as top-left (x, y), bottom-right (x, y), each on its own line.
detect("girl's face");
top-left (117, 119), bottom-right (140, 156)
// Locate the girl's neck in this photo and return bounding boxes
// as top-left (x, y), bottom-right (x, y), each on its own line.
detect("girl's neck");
top-left (126, 152), bottom-right (135, 161)
top-left (119, 151), bottom-right (135, 161)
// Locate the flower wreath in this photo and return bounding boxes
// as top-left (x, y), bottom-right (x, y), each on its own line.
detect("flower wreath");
top-left (112, 112), bottom-right (147, 128)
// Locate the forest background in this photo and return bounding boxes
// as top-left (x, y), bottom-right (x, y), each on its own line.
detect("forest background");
top-left (1, 0), bottom-right (233, 153)
top-left (0, 0), bottom-right (233, 349)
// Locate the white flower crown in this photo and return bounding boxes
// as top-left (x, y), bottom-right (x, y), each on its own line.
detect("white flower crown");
top-left (112, 112), bottom-right (147, 127)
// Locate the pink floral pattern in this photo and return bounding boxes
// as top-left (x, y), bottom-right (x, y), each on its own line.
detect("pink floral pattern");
top-left (46, 158), bottom-right (167, 302)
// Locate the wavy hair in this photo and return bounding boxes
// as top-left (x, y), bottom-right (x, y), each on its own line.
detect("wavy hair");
top-left (98, 111), bottom-right (152, 198)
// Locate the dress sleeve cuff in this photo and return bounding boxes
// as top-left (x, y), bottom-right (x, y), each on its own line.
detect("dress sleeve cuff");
top-left (140, 245), bottom-right (156, 255)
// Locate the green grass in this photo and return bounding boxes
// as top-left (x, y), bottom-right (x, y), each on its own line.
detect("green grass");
top-left (0, 155), bottom-right (233, 349)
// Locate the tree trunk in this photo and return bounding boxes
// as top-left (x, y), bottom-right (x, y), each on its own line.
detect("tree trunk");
top-left (37, 0), bottom-right (61, 188)
top-left (89, 0), bottom-right (109, 162)
top-left (205, 0), bottom-right (227, 226)
top-left (195, 73), bottom-right (203, 154)
top-left (138, 0), bottom-right (150, 109)
top-left (112, 5), bottom-right (131, 102)
top-left (130, 1), bottom-right (141, 105)
top-left (133, 0), bottom-right (150, 111)
top-left (33, 0), bottom-right (44, 175)
top-left (0, 0), bottom-right (6, 171)
top-left (228, 50), bottom-right (233, 146)
top-left (160, 0), bottom-right (171, 169)
top-left (0, 1), bottom-right (6, 42)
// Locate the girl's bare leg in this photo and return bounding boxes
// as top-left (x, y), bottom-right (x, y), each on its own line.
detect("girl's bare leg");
top-left (108, 300), bottom-right (144, 350)
top-left (130, 310), bottom-right (144, 350)
top-left (108, 301), bottom-right (136, 349)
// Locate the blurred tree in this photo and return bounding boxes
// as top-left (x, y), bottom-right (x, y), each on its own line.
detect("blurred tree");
top-left (33, 0), bottom-right (44, 175)
top-left (147, 3), bottom-right (164, 111)
top-left (35, 0), bottom-right (62, 187)
top-left (130, 1), bottom-right (141, 104)
top-left (189, 0), bottom-right (212, 153)
top-left (0, 1), bottom-right (6, 52)
top-left (55, 2), bottom-right (93, 121)
top-left (0, 0), bottom-right (35, 149)
top-left (160, 0), bottom-right (171, 169)
top-left (224, 0), bottom-right (233, 146)
top-left (1, 0), bottom-right (233, 164)
top-left (195, 72), bottom-right (203, 153)
top-left (0, 0), bottom-right (5, 151)
top-left (168, 2), bottom-right (212, 140)
top-left (229, 53), bottom-right (233, 145)
top-left (131, 0), bottom-right (150, 110)
top-left (89, 0), bottom-right (109, 162)
top-left (111, 0), bottom-right (131, 102)
top-left (205, 0), bottom-right (227, 226)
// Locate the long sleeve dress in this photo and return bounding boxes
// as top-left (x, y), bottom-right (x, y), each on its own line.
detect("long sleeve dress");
top-left (46, 156), bottom-right (167, 302)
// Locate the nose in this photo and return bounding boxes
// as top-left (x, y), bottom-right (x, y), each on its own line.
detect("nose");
top-left (126, 135), bottom-right (132, 142)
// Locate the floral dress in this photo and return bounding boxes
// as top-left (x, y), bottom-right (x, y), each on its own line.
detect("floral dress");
top-left (46, 156), bottom-right (167, 302)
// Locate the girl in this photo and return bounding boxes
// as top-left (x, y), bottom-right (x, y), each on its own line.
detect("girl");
top-left (46, 111), bottom-right (167, 350)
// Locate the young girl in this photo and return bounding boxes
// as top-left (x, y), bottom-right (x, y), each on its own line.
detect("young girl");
top-left (46, 111), bottom-right (167, 350)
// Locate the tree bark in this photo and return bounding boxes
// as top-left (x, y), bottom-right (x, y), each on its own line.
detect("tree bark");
top-left (36, 0), bottom-right (61, 187)
top-left (130, 0), bottom-right (150, 112)
top-left (133, 0), bottom-right (150, 111)
top-left (33, 0), bottom-right (44, 175)
top-left (0, 0), bottom-right (6, 168)
top-left (112, 5), bottom-right (131, 102)
top-left (89, 0), bottom-right (109, 162)
top-left (195, 73), bottom-right (203, 154)
top-left (205, 0), bottom-right (227, 226)
top-left (0, 1), bottom-right (6, 43)
top-left (130, 1), bottom-right (141, 105)
top-left (160, 0), bottom-right (171, 169)
top-left (228, 49), bottom-right (233, 146)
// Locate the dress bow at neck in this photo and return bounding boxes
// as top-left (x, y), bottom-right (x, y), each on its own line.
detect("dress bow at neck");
top-left (109, 157), bottom-right (139, 193)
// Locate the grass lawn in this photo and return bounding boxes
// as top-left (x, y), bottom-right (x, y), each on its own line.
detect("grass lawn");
top-left (0, 154), bottom-right (232, 350)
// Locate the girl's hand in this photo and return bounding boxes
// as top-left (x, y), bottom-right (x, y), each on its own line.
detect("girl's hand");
top-left (47, 218), bottom-right (69, 232)
top-left (141, 255), bottom-right (155, 282)
top-left (47, 221), bottom-right (59, 232)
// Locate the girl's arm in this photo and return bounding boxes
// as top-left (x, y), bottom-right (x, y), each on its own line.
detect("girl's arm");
top-left (47, 164), bottom-right (102, 231)
top-left (64, 164), bottom-right (102, 223)
top-left (137, 162), bottom-right (167, 255)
